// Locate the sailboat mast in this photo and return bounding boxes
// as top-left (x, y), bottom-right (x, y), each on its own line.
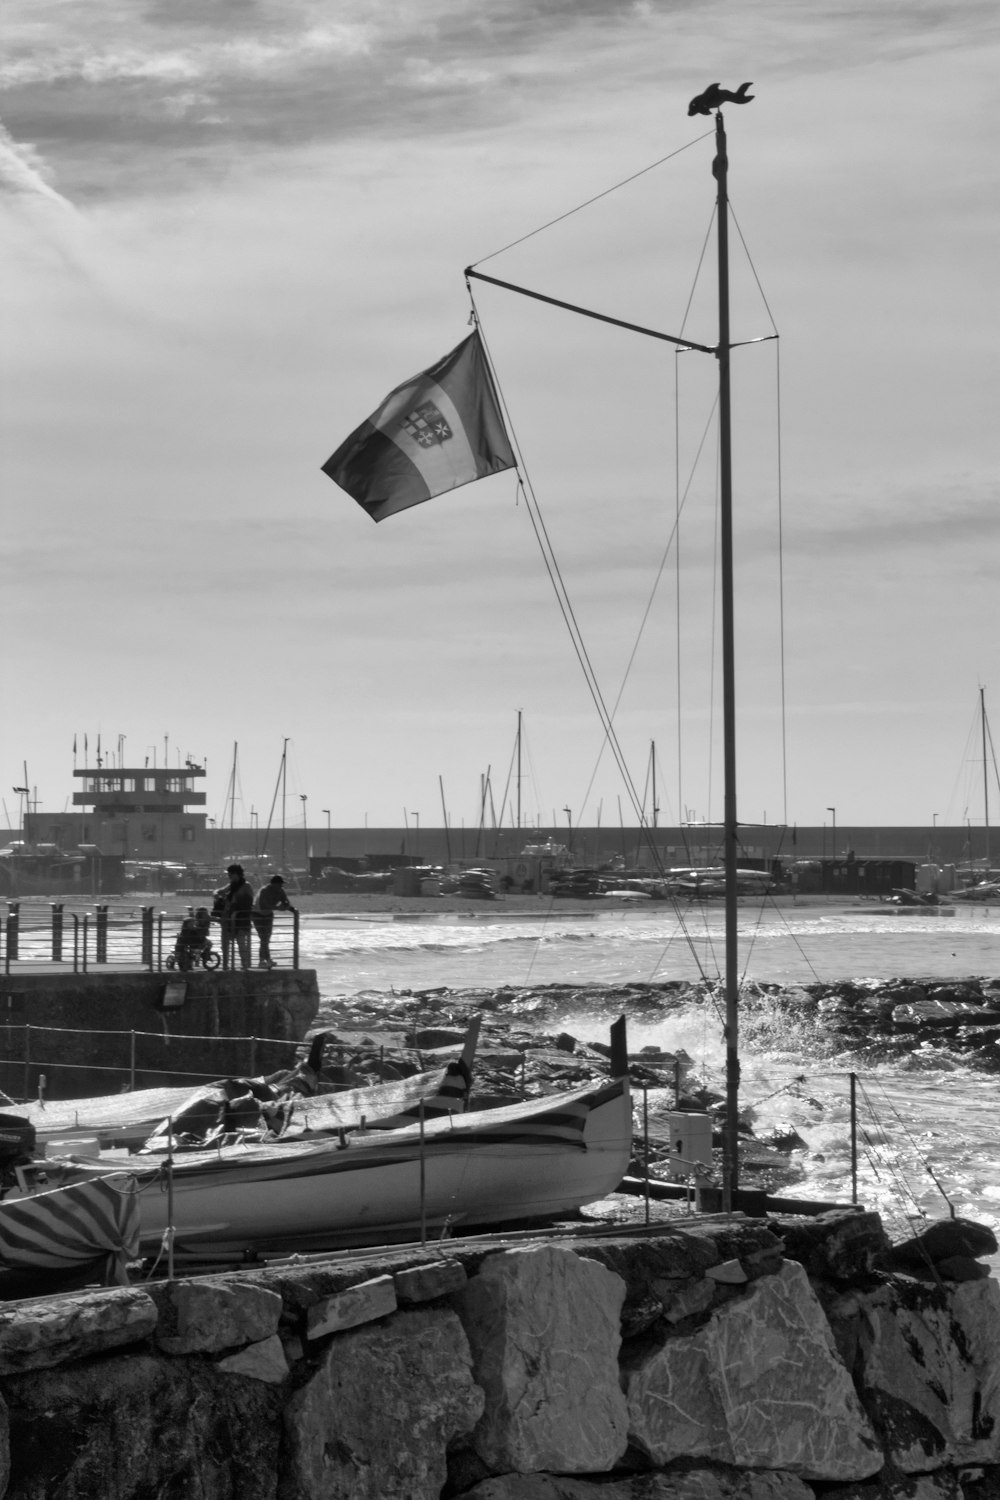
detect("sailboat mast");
top-left (715, 108), bottom-right (741, 1205)
top-left (516, 709), bottom-right (522, 832)
top-left (981, 687), bottom-right (990, 867)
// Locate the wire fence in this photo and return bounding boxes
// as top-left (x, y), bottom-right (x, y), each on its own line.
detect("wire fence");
top-left (1, 903), bottom-right (300, 975)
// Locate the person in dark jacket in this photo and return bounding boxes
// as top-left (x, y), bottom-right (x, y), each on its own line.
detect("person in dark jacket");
top-left (252, 873), bottom-right (294, 968)
top-left (212, 863), bottom-right (254, 969)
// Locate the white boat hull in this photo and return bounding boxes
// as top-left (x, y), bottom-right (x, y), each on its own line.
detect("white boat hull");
top-left (60, 1076), bottom-right (632, 1257)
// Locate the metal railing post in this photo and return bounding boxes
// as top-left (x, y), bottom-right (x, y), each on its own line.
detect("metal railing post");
top-left (22, 1024), bottom-right (30, 1100)
top-left (157, 913), bottom-right (164, 971)
top-left (6, 902), bottom-right (19, 963)
top-left (72, 913), bottom-right (81, 973)
top-left (130, 1030), bottom-right (136, 1091)
top-left (51, 902), bottom-right (64, 963)
top-left (95, 904), bottom-right (108, 965)
top-left (81, 915), bottom-right (89, 974)
top-left (292, 909), bottom-right (300, 970)
top-left (141, 907), bottom-right (154, 969)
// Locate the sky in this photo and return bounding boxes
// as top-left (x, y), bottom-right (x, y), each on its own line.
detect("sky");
top-left (2, 0), bottom-right (998, 841)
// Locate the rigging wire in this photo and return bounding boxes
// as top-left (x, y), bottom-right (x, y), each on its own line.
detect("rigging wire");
top-left (469, 133), bottom-right (714, 269)
top-left (469, 296), bottom-right (651, 838)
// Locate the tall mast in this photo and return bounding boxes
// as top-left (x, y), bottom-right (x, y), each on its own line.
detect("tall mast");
top-left (981, 687), bottom-right (990, 867)
top-left (516, 709), bottom-right (522, 832)
top-left (715, 108), bottom-right (741, 1206)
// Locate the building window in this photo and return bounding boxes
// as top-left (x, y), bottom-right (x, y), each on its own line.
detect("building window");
top-left (181, 827), bottom-right (195, 843)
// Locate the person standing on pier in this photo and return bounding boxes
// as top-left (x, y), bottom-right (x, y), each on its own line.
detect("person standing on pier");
top-left (213, 863), bottom-right (254, 969)
top-left (252, 873), bottom-right (294, 968)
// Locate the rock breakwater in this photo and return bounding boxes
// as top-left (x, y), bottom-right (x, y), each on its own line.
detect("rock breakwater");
top-left (0, 1209), bottom-right (997, 1498)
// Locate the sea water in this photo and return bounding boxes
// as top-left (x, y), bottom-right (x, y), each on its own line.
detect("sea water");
top-left (299, 900), bottom-right (1000, 1264)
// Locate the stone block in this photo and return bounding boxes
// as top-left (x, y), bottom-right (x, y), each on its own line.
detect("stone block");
top-left (0, 1287), bottom-right (158, 1374)
top-left (625, 1260), bottom-right (883, 1481)
top-left (282, 1306), bottom-right (482, 1499)
top-left (705, 1259), bottom-right (748, 1284)
top-left (463, 1465), bottom-right (817, 1497)
top-left (770, 1208), bottom-right (890, 1282)
top-left (216, 1334), bottom-right (289, 1383)
top-left (153, 1278), bottom-right (282, 1355)
top-left (306, 1273), bottom-right (397, 1339)
top-left (846, 1274), bottom-right (1000, 1471)
top-left (3, 1350), bottom-right (282, 1499)
top-left (393, 1257), bottom-right (467, 1304)
top-left (456, 1242), bottom-right (628, 1474)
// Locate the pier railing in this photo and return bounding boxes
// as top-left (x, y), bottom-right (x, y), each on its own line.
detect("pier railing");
top-left (1, 902), bottom-right (301, 975)
top-left (0, 1021), bottom-right (308, 1103)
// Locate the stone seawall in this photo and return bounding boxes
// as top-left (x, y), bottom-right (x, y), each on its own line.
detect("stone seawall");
top-left (0, 1209), bottom-right (996, 1499)
top-left (0, 969), bottom-right (320, 1100)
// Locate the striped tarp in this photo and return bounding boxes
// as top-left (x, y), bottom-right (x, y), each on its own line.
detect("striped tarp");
top-left (0, 1174), bottom-right (141, 1274)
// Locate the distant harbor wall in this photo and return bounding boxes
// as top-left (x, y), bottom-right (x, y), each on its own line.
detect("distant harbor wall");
top-left (0, 1209), bottom-right (996, 1498)
top-left (0, 969), bottom-right (320, 1100)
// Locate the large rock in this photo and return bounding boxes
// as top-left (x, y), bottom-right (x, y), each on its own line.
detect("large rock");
top-left (456, 1243), bottom-right (628, 1474)
top-left (2, 1351), bottom-right (282, 1499)
top-left (151, 1277), bottom-right (282, 1355)
top-left (838, 1274), bottom-right (1000, 1471)
top-left (281, 1306), bottom-right (482, 1500)
top-left (882, 1217), bottom-right (999, 1275)
top-left (625, 1260), bottom-right (882, 1481)
top-left (463, 1468), bottom-right (816, 1498)
top-left (770, 1209), bottom-right (890, 1282)
top-left (0, 1287), bottom-right (158, 1374)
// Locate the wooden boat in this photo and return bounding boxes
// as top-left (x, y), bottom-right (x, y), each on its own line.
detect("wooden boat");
top-left (21, 1019), bottom-right (480, 1152)
top-left (31, 1067), bottom-right (631, 1260)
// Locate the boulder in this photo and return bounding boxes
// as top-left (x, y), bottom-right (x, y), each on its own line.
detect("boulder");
top-left (2, 1351), bottom-right (282, 1499)
top-left (770, 1209), bottom-right (890, 1282)
top-left (463, 1466), bottom-right (816, 1497)
top-left (393, 1257), bottom-right (467, 1304)
top-left (305, 1273), bottom-right (396, 1339)
top-left (625, 1260), bottom-right (882, 1481)
top-left (838, 1274), bottom-right (1000, 1471)
top-left (882, 1216), bottom-right (998, 1274)
top-left (151, 1277), bottom-right (282, 1355)
top-left (216, 1334), bottom-right (289, 1384)
top-left (281, 1306), bottom-right (482, 1500)
top-left (0, 1287), bottom-right (158, 1374)
top-left (456, 1243), bottom-right (628, 1474)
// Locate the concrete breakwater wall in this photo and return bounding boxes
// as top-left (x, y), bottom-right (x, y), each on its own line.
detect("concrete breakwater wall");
top-left (0, 970), bottom-right (320, 1100)
top-left (0, 1209), bottom-right (997, 1499)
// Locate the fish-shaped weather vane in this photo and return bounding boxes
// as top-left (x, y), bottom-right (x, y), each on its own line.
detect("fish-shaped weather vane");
top-left (688, 82), bottom-right (754, 116)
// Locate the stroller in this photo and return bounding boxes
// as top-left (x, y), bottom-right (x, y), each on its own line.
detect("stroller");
top-left (166, 908), bottom-right (220, 971)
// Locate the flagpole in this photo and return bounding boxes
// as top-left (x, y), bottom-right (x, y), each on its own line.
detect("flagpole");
top-left (714, 108), bottom-right (740, 1208)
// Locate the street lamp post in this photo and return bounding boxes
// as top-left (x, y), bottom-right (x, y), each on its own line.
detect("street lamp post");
top-left (563, 805), bottom-right (573, 853)
top-left (827, 807), bottom-right (836, 859)
top-left (414, 812), bottom-right (419, 857)
top-left (300, 795), bottom-right (308, 870)
top-left (322, 808), bottom-right (331, 856)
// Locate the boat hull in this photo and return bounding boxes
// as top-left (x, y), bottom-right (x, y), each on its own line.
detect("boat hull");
top-left (60, 1077), bottom-right (632, 1257)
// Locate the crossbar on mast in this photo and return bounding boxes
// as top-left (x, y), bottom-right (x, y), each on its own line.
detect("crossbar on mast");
top-left (465, 268), bottom-right (716, 354)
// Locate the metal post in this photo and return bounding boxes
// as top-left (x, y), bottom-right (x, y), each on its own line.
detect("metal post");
top-left (72, 913), bottom-right (80, 973)
top-left (141, 907), bottom-right (154, 969)
top-left (643, 1085), bottom-right (651, 1226)
top-left (81, 915), bottom-right (89, 974)
top-left (22, 1024), bottom-right (30, 1100)
top-left (850, 1072), bottom-right (858, 1205)
top-left (292, 909), bottom-right (299, 971)
top-left (6, 902), bottom-right (19, 963)
top-left (419, 1100), bottom-right (427, 1248)
top-left (130, 1031), bottom-right (136, 1092)
top-left (51, 903), bottom-right (64, 963)
top-left (95, 904), bottom-right (108, 965)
